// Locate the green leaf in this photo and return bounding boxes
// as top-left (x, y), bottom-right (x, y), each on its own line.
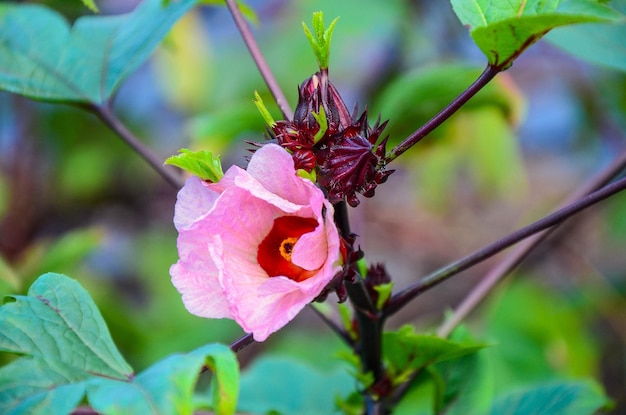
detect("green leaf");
top-left (392, 370), bottom-right (438, 415)
top-left (373, 282), bottom-right (393, 310)
top-left (302, 12), bottom-right (340, 69)
top-left (430, 351), bottom-right (492, 415)
top-left (197, 343), bottom-right (240, 415)
top-left (80, 0), bottom-right (99, 13)
top-left (383, 325), bottom-right (484, 385)
top-left (450, 0), bottom-right (623, 69)
top-left (87, 343), bottom-right (239, 415)
top-left (338, 303), bottom-right (358, 340)
top-left (0, 0), bottom-right (198, 104)
top-left (238, 356), bottom-right (354, 415)
top-left (312, 105), bottom-right (329, 143)
top-left (0, 358), bottom-right (86, 415)
top-left (165, 148), bottom-right (224, 182)
top-left (486, 380), bottom-right (611, 415)
top-left (0, 273), bottom-right (133, 414)
top-left (253, 91), bottom-right (277, 127)
top-left (483, 280), bottom-right (599, 390)
top-left (0, 274), bottom-right (239, 414)
top-left (547, 0), bottom-right (626, 72)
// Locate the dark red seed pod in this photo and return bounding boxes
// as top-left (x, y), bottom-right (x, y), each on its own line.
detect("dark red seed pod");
top-left (264, 69), bottom-right (393, 206)
top-left (292, 149), bottom-right (317, 172)
top-left (317, 110), bottom-right (394, 206)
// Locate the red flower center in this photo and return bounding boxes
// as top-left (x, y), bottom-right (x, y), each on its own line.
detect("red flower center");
top-left (257, 216), bottom-right (319, 282)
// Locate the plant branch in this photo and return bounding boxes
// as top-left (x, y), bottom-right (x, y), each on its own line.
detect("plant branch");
top-left (334, 202), bottom-right (386, 414)
top-left (93, 103), bottom-right (183, 189)
top-left (384, 174), bottom-right (626, 317)
top-left (385, 64), bottom-right (500, 163)
top-left (224, 0), bottom-right (293, 120)
top-left (230, 332), bottom-right (255, 353)
top-left (309, 304), bottom-right (354, 346)
top-left (437, 149), bottom-right (626, 337)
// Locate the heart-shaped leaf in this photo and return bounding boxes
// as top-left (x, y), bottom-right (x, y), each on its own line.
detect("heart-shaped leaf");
top-left (451, 0), bottom-right (623, 69)
top-left (0, 0), bottom-right (198, 104)
top-left (547, 0), bottom-right (626, 72)
top-left (485, 380), bottom-right (611, 415)
top-left (0, 273), bottom-right (132, 414)
top-left (383, 325), bottom-right (485, 385)
top-left (87, 343), bottom-right (239, 415)
top-left (0, 358), bottom-right (86, 415)
top-left (237, 356), bottom-right (354, 415)
top-left (0, 273), bottom-right (240, 415)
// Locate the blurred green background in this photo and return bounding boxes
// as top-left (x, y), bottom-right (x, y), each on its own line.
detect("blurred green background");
top-left (1, 0), bottom-right (625, 412)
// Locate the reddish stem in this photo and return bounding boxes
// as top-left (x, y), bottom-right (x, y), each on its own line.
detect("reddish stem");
top-left (224, 0), bottom-right (293, 120)
top-left (385, 175), bottom-right (626, 317)
top-left (385, 65), bottom-right (500, 163)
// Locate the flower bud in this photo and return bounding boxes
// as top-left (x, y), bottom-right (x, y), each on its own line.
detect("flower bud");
top-left (318, 112), bottom-right (394, 207)
top-left (271, 70), bottom-right (394, 206)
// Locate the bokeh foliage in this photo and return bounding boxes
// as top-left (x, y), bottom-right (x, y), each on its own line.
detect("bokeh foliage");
top-left (1, 0), bottom-right (625, 413)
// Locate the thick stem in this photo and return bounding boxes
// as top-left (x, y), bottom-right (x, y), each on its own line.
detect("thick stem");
top-left (437, 150), bottom-right (626, 337)
top-left (384, 174), bottom-right (626, 317)
top-left (334, 202), bottom-right (386, 414)
top-left (93, 104), bottom-right (183, 189)
top-left (385, 65), bottom-right (500, 163)
top-left (224, 0), bottom-right (293, 120)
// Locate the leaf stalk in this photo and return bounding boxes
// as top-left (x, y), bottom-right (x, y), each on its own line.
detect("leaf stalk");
top-left (385, 64), bottom-right (500, 163)
top-left (93, 104), bottom-right (183, 188)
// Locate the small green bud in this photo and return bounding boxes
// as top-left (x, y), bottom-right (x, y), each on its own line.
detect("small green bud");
top-left (302, 12), bottom-right (340, 69)
top-left (253, 91), bottom-right (276, 127)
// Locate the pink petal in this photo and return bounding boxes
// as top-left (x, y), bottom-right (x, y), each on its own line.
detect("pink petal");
top-left (247, 144), bottom-right (319, 206)
top-left (174, 176), bottom-right (219, 231)
top-left (291, 202), bottom-right (334, 271)
top-left (236, 279), bottom-right (309, 341)
top-left (233, 172), bottom-right (304, 214)
top-left (170, 240), bottom-right (233, 319)
top-left (171, 142), bottom-right (343, 342)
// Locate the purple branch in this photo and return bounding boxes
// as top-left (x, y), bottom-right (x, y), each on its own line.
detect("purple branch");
top-left (334, 201), bottom-right (386, 414)
top-left (94, 104), bottom-right (183, 189)
top-left (308, 304), bottom-right (355, 346)
top-left (385, 65), bottom-right (500, 163)
top-left (384, 174), bottom-right (626, 317)
top-left (437, 149), bottom-right (626, 337)
top-left (224, 0), bottom-right (293, 120)
top-left (230, 333), bottom-right (255, 353)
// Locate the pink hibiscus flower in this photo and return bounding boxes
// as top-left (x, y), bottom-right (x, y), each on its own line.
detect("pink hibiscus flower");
top-left (170, 144), bottom-right (341, 341)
